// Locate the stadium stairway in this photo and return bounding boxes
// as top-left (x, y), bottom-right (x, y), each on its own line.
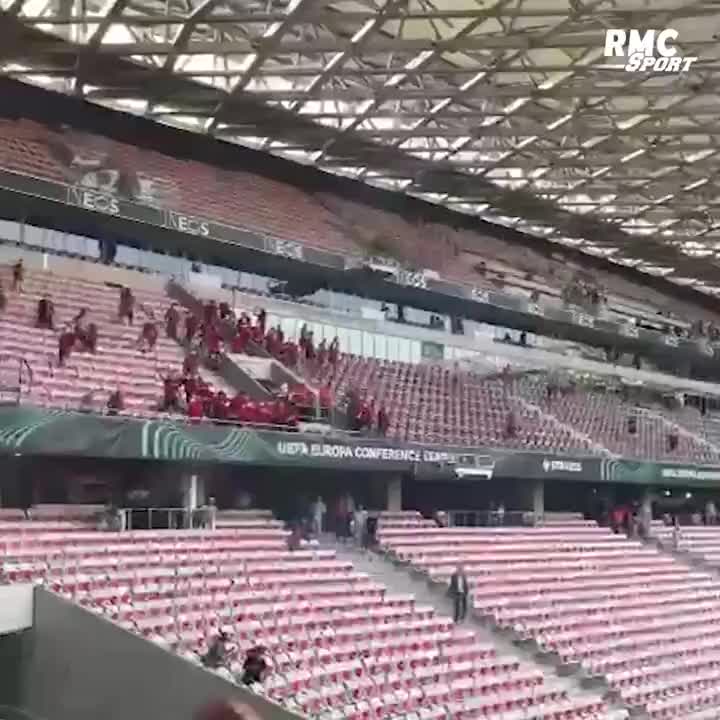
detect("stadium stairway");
top-left (165, 279), bottom-right (273, 401)
top-left (329, 539), bottom-right (631, 720)
top-left (377, 513), bottom-right (720, 720)
top-left (511, 395), bottom-right (608, 455)
top-left (650, 521), bottom-right (720, 577)
top-left (0, 509), bottom-right (625, 720)
top-left (648, 408), bottom-right (720, 459)
top-left (167, 278), bottom-right (343, 423)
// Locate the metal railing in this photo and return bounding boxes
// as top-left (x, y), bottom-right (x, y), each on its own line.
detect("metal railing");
top-left (116, 506), bottom-right (216, 531)
top-left (447, 509), bottom-right (537, 527)
top-left (0, 354), bottom-right (33, 404)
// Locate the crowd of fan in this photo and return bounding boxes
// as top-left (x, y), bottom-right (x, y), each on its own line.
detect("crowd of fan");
top-left (0, 261), bottom-right (316, 428)
top-left (561, 274), bottom-right (607, 312)
top-left (0, 260), bottom-right (392, 433)
top-left (197, 299), bottom-right (390, 436)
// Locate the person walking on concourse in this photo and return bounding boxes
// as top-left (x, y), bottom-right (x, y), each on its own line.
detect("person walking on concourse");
top-left (449, 563), bottom-right (470, 623)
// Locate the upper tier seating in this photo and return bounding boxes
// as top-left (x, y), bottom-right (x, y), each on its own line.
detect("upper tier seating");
top-left (378, 512), bottom-right (720, 720)
top-left (302, 351), bottom-right (716, 461)
top-left (304, 354), bottom-right (590, 452)
top-left (0, 117), bottom-right (714, 330)
top-left (0, 512), bottom-right (621, 720)
top-left (0, 257), bottom-right (713, 461)
top-left (0, 265), bottom-right (184, 412)
top-left (0, 119), bottom-right (358, 255)
top-left (517, 375), bottom-right (719, 463)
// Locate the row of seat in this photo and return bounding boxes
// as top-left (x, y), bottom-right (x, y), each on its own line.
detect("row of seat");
top-left (0, 265), bottom-right (183, 412)
top-left (377, 511), bottom-right (720, 719)
top-left (0, 117), bottom-right (709, 329)
top-left (1, 258), bottom-right (715, 461)
top-left (0, 511), bottom-right (619, 720)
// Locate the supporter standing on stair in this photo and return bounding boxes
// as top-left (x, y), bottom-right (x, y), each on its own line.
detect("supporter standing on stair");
top-left (12, 259), bottom-right (24, 292)
top-left (449, 563), bottom-right (470, 623)
top-left (164, 302), bottom-right (180, 340)
top-left (311, 496), bottom-right (326, 537)
top-left (118, 286), bottom-right (135, 325)
top-left (36, 295), bottom-right (54, 329)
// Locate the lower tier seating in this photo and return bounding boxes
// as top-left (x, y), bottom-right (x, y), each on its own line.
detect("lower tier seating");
top-left (378, 512), bottom-right (720, 720)
top-left (0, 511), bottom-right (619, 720)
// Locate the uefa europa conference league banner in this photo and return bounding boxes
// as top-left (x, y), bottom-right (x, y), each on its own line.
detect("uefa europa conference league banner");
top-left (1, 407), bottom-right (720, 485)
top-left (0, 168), bottom-right (713, 362)
top-left (275, 440), bottom-right (467, 464)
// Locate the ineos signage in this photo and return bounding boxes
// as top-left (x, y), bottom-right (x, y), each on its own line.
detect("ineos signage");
top-left (66, 187), bottom-right (120, 216)
top-left (270, 238), bottom-right (304, 261)
top-left (163, 210), bottom-right (210, 237)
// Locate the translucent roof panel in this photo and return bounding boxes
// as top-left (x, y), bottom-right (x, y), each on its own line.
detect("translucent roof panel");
top-left (4, 0), bottom-right (720, 288)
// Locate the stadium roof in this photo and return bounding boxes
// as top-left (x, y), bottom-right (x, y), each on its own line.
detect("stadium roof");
top-left (3, 0), bottom-right (720, 293)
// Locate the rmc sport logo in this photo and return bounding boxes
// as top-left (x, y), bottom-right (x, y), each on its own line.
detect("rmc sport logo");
top-left (603, 29), bottom-right (697, 72)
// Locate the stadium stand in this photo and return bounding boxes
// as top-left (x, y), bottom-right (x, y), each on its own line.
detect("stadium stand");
top-left (1, 251), bottom-right (719, 460)
top-left (377, 512), bottom-right (720, 720)
top-left (652, 520), bottom-right (720, 563)
top-left (0, 264), bottom-right (184, 412)
top-left (0, 510), bottom-right (623, 720)
top-left (0, 120), bottom-right (358, 255)
top-left (0, 117), bottom-right (715, 335)
top-left (4, 33), bottom-right (720, 720)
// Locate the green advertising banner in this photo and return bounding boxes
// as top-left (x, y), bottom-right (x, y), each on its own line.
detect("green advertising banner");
top-left (0, 406), bottom-right (719, 486)
top-left (0, 406), bottom-right (492, 470)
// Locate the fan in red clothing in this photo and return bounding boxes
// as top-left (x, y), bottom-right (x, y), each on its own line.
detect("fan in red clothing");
top-left (203, 300), bottom-right (219, 326)
top-left (219, 301), bottom-right (233, 321)
top-left (272, 397), bottom-right (298, 428)
top-left (254, 401), bottom-right (277, 426)
top-left (316, 339), bottom-right (328, 366)
top-left (36, 296), bottom-right (55, 330)
top-left (318, 382), bottom-right (334, 421)
top-left (196, 378), bottom-right (215, 416)
top-left (377, 406), bottom-right (390, 437)
top-left (255, 308), bottom-right (267, 335)
top-left (264, 326), bottom-right (280, 356)
top-left (183, 353), bottom-right (200, 378)
top-left (12, 259), bottom-right (24, 292)
top-left (227, 392), bottom-right (249, 422)
top-left (279, 341), bottom-right (298, 367)
top-left (188, 395), bottom-right (204, 421)
top-left (83, 322), bottom-right (99, 353)
top-left (57, 328), bottom-right (76, 366)
top-left (360, 399), bottom-right (373, 429)
top-left (185, 312), bottom-right (199, 344)
top-left (160, 374), bottom-right (182, 412)
top-left (328, 336), bottom-right (340, 366)
top-left (164, 303), bottom-right (180, 340)
top-left (205, 324), bottom-right (224, 369)
top-left (232, 323), bottom-right (252, 353)
top-left (211, 391), bottom-right (229, 421)
top-left (138, 320), bottom-right (159, 353)
top-left (250, 321), bottom-right (264, 344)
top-left (318, 382), bottom-right (334, 409)
top-left (118, 286), bottom-right (135, 325)
top-left (304, 331), bottom-right (316, 361)
top-left (288, 384), bottom-right (314, 416)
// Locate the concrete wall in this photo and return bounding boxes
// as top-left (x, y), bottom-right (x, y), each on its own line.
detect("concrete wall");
top-left (0, 585), bottom-right (33, 634)
top-left (0, 630), bottom-right (26, 709)
top-left (17, 589), bottom-right (302, 720)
